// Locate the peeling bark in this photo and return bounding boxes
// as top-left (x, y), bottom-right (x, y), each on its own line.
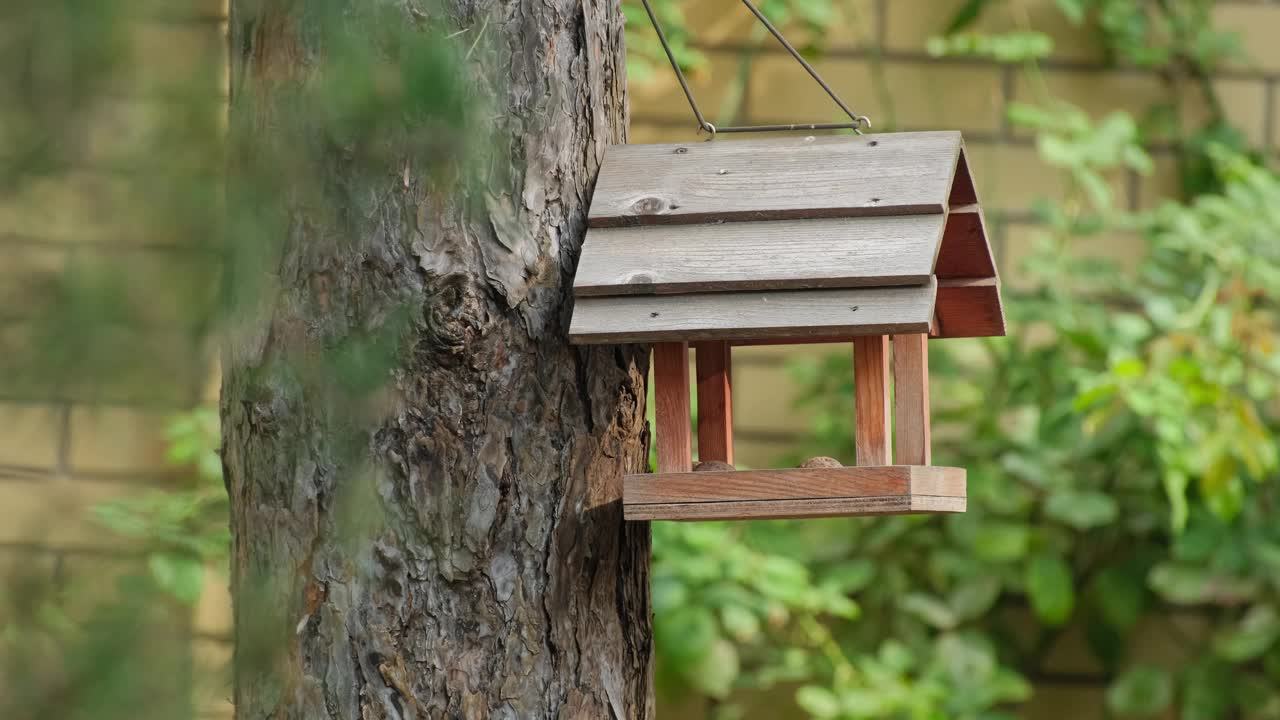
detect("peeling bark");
top-left (220, 1), bottom-right (653, 718)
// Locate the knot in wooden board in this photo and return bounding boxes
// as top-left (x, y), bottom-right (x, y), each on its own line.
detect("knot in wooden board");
top-left (629, 196), bottom-right (671, 216)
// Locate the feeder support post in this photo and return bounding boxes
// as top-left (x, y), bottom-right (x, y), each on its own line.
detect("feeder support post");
top-left (853, 335), bottom-right (892, 466)
top-left (694, 341), bottom-right (734, 465)
top-left (892, 333), bottom-right (931, 465)
top-left (653, 342), bottom-right (693, 473)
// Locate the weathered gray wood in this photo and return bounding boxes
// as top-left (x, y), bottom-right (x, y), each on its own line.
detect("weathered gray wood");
top-left (934, 277), bottom-right (1006, 338)
top-left (936, 204), bottom-right (997, 279)
top-left (589, 132), bottom-right (962, 227)
top-left (569, 280), bottom-right (938, 344)
top-left (624, 465), bottom-right (964, 505)
top-left (624, 494), bottom-right (966, 521)
top-left (574, 215), bottom-right (943, 296)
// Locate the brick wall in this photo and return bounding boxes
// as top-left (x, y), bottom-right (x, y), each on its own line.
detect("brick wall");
top-left (0, 2), bottom-right (232, 717)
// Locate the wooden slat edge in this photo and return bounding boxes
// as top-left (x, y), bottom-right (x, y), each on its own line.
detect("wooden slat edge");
top-left (625, 466), bottom-right (914, 505)
top-left (569, 282), bottom-right (938, 345)
top-left (574, 272), bottom-right (935, 298)
top-left (624, 495), bottom-right (966, 521)
top-left (624, 466), bottom-right (965, 505)
top-left (588, 203), bottom-right (947, 229)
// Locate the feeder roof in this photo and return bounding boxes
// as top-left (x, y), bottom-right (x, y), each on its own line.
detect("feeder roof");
top-left (569, 131), bottom-right (1004, 344)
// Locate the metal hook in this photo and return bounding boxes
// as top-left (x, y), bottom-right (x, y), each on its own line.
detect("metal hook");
top-left (637, 0), bottom-right (871, 138)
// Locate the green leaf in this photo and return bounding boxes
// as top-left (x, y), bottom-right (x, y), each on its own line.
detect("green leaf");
top-left (1093, 564), bottom-right (1146, 630)
top-left (1045, 489), bottom-right (1120, 529)
top-left (720, 605), bottom-right (761, 643)
top-left (1212, 605), bottom-right (1280, 661)
top-left (820, 559), bottom-right (876, 594)
top-left (1026, 553), bottom-right (1075, 625)
top-left (902, 593), bottom-right (958, 630)
top-left (949, 575), bottom-right (1002, 621)
top-left (945, 0), bottom-right (996, 34)
top-left (970, 523), bottom-right (1032, 562)
top-left (148, 552), bottom-right (204, 605)
top-left (656, 606), bottom-right (718, 669)
top-left (1181, 660), bottom-right (1234, 720)
top-left (691, 638), bottom-right (739, 699)
top-left (1107, 666), bottom-right (1174, 717)
top-left (1054, 0), bottom-right (1086, 24)
top-left (795, 685), bottom-right (841, 719)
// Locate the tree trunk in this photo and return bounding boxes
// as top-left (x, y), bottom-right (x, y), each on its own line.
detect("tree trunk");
top-left (220, 1), bottom-right (653, 718)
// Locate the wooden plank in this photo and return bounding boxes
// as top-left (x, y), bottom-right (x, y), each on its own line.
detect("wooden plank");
top-left (694, 341), bottom-right (733, 464)
top-left (652, 342), bottom-right (692, 474)
top-left (853, 335), bottom-right (891, 466)
top-left (935, 277), bottom-right (1006, 338)
top-left (625, 495), bottom-right (966, 521)
top-left (935, 204), bottom-right (997, 279)
top-left (574, 215), bottom-right (943, 296)
top-left (625, 465), bottom-right (964, 505)
top-left (589, 132), bottom-right (961, 228)
top-left (892, 333), bottom-right (931, 465)
top-left (569, 280), bottom-right (937, 344)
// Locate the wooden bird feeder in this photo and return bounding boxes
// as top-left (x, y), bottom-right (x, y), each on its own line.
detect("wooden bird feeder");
top-left (568, 131), bottom-right (1004, 521)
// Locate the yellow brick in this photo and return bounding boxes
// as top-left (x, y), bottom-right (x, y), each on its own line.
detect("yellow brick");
top-left (0, 172), bottom-right (135, 243)
top-left (1136, 153), bottom-right (1182, 210)
top-left (1197, 78), bottom-right (1269, 148)
top-left (1274, 85), bottom-right (1280, 156)
top-left (969, 143), bottom-right (1054, 211)
top-left (68, 247), bottom-right (220, 329)
top-left (194, 637), bottom-right (234, 717)
top-left (680, 0), bottom-right (876, 51)
top-left (1002, 222), bottom-right (1143, 291)
top-left (748, 56), bottom-right (1003, 134)
top-left (69, 407), bottom-right (171, 474)
top-left (731, 353), bottom-right (812, 439)
top-left (0, 546), bottom-right (57, 584)
top-left (884, 0), bottom-right (1103, 61)
top-left (129, 0), bottom-right (228, 21)
top-left (0, 245), bottom-right (68, 319)
top-left (681, 0), bottom-right (755, 47)
top-left (631, 51), bottom-right (742, 124)
top-left (82, 98), bottom-right (225, 170)
top-left (194, 564), bottom-right (232, 636)
top-left (1012, 68), bottom-right (1169, 137)
top-left (734, 435), bottom-right (804, 470)
top-left (0, 403), bottom-right (62, 470)
top-left (120, 22), bottom-right (228, 97)
top-left (58, 553), bottom-right (149, 617)
top-left (0, 476), bottom-right (138, 546)
top-left (1214, 3), bottom-right (1280, 74)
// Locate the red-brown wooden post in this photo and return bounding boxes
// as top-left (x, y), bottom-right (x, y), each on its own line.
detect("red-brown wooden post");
top-left (652, 342), bottom-right (693, 473)
top-left (694, 341), bottom-right (733, 465)
top-left (892, 333), bottom-right (931, 465)
top-left (853, 335), bottom-right (891, 466)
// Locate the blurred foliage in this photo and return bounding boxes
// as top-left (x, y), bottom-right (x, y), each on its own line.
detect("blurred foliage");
top-left (645, 2), bottom-right (1280, 719)
top-left (2, 409), bottom-right (227, 719)
top-left (1, 0), bottom-right (478, 717)
top-left (93, 408), bottom-right (227, 605)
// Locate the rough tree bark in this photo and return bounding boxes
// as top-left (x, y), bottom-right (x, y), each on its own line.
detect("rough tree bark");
top-left (220, 1), bottom-right (653, 718)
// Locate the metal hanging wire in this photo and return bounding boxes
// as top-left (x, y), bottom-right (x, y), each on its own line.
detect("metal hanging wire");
top-left (637, 0), bottom-right (871, 137)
